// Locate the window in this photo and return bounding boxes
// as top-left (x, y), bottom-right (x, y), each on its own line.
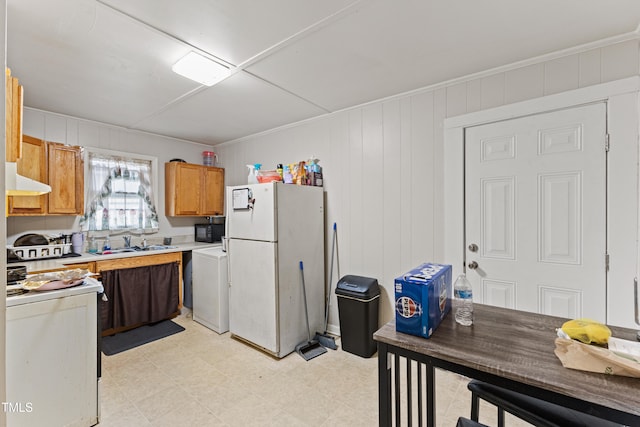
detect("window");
top-left (81, 149), bottom-right (159, 232)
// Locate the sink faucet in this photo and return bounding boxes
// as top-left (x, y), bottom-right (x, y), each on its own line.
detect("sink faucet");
top-left (123, 235), bottom-right (132, 248)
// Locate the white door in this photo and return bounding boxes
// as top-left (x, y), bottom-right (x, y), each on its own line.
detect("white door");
top-left (464, 103), bottom-right (607, 321)
top-left (228, 238), bottom-right (279, 353)
top-left (227, 183), bottom-right (276, 242)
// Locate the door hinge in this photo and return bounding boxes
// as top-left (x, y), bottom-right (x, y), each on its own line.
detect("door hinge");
top-left (605, 253), bottom-right (610, 271)
top-left (605, 134), bottom-right (610, 152)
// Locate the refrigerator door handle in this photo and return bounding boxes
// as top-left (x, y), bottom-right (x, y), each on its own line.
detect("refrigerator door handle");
top-left (226, 242), bottom-right (232, 286)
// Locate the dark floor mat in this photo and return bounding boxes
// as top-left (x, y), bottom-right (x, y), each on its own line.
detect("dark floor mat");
top-left (102, 320), bottom-right (185, 356)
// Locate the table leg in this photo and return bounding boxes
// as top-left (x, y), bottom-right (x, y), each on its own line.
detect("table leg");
top-left (426, 360), bottom-right (435, 427)
top-left (378, 342), bottom-right (391, 426)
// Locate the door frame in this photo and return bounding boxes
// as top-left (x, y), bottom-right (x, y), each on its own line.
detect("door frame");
top-left (443, 76), bottom-right (640, 327)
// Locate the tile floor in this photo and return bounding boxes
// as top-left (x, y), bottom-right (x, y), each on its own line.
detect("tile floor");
top-left (98, 312), bottom-right (532, 426)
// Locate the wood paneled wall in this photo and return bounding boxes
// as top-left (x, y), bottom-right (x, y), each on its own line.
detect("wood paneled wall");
top-left (12, 39), bottom-right (640, 333)
top-left (216, 39), bottom-right (640, 331)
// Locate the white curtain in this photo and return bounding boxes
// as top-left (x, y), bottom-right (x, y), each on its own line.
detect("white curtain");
top-left (80, 152), bottom-right (159, 232)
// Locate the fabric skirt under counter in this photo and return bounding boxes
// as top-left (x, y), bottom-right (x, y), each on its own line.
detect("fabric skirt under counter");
top-left (100, 262), bottom-right (180, 334)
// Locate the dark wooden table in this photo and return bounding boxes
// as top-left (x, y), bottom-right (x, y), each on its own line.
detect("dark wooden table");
top-left (374, 303), bottom-right (640, 427)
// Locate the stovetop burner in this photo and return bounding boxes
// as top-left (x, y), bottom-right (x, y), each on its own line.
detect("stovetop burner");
top-left (7, 275), bottom-right (28, 297)
top-left (7, 288), bottom-right (28, 297)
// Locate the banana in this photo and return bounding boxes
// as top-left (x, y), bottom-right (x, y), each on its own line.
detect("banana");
top-left (561, 318), bottom-right (611, 345)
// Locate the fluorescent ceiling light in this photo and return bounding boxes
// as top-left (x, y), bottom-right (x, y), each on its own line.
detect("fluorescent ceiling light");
top-left (172, 51), bottom-right (230, 86)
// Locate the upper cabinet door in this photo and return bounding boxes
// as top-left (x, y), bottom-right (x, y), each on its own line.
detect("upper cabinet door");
top-left (5, 68), bottom-right (22, 162)
top-left (48, 142), bottom-right (84, 215)
top-left (165, 162), bottom-right (201, 216)
top-left (165, 162), bottom-right (225, 217)
top-left (201, 166), bottom-right (224, 216)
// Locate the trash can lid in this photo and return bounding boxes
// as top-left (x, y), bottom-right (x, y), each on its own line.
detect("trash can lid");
top-left (336, 275), bottom-right (380, 299)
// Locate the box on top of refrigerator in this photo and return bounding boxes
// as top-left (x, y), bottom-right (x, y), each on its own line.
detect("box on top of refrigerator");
top-left (394, 263), bottom-right (452, 338)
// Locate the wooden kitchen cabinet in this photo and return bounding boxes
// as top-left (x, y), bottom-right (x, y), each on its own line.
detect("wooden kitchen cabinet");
top-left (5, 68), bottom-right (23, 162)
top-left (29, 261), bottom-right (96, 274)
top-left (64, 261), bottom-right (96, 273)
top-left (165, 161), bottom-right (224, 216)
top-left (48, 141), bottom-right (84, 214)
top-left (202, 165), bottom-right (224, 215)
top-left (94, 251), bottom-right (182, 275)
top-left (7, 135), bottom-right (84, 216)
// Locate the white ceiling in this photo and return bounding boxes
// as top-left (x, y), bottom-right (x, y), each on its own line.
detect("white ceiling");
top-left (7, 0), bottom-right (640, 146)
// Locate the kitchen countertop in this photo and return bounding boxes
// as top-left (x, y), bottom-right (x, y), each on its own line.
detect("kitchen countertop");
top-left (6, 281), bottom-right (103, 307)
top-left (14, 242), bottom-right (222, 274)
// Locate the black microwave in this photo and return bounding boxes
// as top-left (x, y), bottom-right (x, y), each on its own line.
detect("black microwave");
top-left (195, 222), bottom-right (224, 243)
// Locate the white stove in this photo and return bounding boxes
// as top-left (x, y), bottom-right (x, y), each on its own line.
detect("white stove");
top-left (6, 280), bottom-right (102, 426)
top-left (6, 281), bottom-right (102, 307)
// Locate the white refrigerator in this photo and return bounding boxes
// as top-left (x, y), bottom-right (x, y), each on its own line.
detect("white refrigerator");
top-left (226, 182), bottom-right (325, 358)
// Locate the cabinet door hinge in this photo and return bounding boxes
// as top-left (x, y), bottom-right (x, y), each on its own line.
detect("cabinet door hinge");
top-left (605, 134), bottom-right (610, 152)
top-left (605, 253), bottom-right (610, 271)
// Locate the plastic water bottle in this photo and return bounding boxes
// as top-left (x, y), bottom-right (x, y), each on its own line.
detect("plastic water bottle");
top-left (103, 236), bottom-right (111, 252)
top-left (454, 273), bottom-right (473, 326)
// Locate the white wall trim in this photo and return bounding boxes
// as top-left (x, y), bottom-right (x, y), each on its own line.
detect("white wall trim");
top-left (444, 76), bottom-right (640, 128)
top-left (444, 77), bottom-right (640, 327)
top-left (23, 106), bottom-right (213, 149)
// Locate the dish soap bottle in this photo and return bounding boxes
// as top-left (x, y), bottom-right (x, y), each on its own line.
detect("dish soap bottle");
top-left (103, 236), bottom-right (111, 252)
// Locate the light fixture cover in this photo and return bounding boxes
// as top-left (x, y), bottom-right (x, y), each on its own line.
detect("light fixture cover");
top-left (172, 51), bottom-right (230, 86)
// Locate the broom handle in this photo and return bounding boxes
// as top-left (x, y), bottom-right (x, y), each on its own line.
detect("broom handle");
top-left (324, 223), bottom-right (337, 331)
top-left (300, 261), bottom-right (312, 341)
top-left (335, 223), bottom-right (340, 283)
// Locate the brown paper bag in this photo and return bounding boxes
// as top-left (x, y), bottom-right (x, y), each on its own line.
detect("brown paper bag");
top-left (554, 337), bottom-right (640, 378)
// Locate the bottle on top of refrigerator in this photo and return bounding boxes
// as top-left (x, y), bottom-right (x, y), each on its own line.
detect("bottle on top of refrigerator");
top-left (308, 157), bottom-right (323, 187)
top-left (246, 164), bottom-right (258, 184)
top-left (283, 165), bottom-right (293, 184)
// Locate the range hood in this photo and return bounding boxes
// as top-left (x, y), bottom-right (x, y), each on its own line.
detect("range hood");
top-left (5, 162), bottom-right (51, 196)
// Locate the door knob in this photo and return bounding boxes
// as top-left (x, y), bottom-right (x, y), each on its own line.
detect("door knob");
top-left (467, 261), bottom-right (479, 270)
top-left (468, 243), bottom-right (478, 252)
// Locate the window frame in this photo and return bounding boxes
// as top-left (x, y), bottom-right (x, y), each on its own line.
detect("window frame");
top-left (83, 146), bottom-right (159, 233)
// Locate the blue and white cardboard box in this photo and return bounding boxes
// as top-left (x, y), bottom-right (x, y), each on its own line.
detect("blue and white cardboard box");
top-left (394, 263), bottom-right (452, 338)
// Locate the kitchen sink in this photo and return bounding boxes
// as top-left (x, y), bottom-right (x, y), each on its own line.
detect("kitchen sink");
top-left (90, 245), bottom-right (177, 255)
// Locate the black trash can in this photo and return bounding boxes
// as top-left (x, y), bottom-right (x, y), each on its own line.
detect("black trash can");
top-left (335, 275), bottom-right (380, 358)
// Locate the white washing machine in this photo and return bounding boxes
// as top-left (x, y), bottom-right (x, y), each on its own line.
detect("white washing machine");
top-left (192, 247), bottom-right (229, 333)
